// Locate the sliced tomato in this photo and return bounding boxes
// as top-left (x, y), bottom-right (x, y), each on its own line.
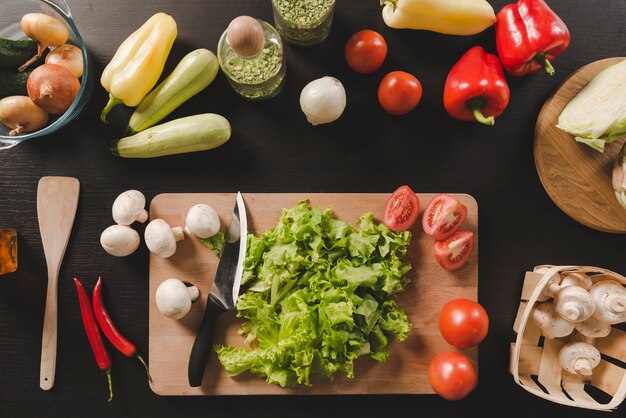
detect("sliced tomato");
top-left (422, 194), bottom-right (467, 240)
top-left (433, 230), bottom-right (474, 271)
top-left (383, 185), bottom-right (419, 231)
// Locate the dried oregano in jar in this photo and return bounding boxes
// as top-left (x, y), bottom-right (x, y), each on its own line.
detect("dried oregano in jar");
top-left (272, 0), bottom-right (336, 46)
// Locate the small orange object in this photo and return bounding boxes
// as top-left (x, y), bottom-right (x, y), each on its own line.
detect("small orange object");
top-left (0, 228), bottom-right (17, 275)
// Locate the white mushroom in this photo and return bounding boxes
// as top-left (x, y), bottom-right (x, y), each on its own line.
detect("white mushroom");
top-left (145, 219), bottom-right (184, 258)
top-left (100, 225), bottom-right (140, 257)
top-left (532, 302), bottom-right (575, 339)
top-left (553, 286), bottom-right (595, 323)
top-left (538, 272), bottom-right (592, 302)
top-left (184, 204), bottom-right (220, 239)
top-left (590, 280), bottom-right (626, 324)
top-left (112, 190), bottom-right (148, 226)
top-left (574, 315), bottom-right (612, 338)
top-left (558, 341), bottom-right (601, 376)
top-left (155, 278), bottom-right (199, 319)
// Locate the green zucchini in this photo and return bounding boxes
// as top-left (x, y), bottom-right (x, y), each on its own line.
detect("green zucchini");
top-left (112, 113), bottom-right (231, 158)
top-left (0, 38), bottom-right (38, 69)
top-left (127, 48), bottom-right (219, 134)
top-left (0, 69), bottom-right (30, 98)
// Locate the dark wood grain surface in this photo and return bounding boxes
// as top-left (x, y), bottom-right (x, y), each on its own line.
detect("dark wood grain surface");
top-left (0, 1), bottom-right (625, 417)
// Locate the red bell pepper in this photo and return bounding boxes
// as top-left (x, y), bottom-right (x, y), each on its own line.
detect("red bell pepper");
top-left (443, 46), bottom-right (510, 126)
top-left (495, 0), bottom-right (570, 76)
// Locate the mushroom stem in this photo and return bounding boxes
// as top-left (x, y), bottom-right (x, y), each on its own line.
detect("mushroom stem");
top-left (187, 285), bottom-right (199, 302)
top-left (608, 295), bottom-right (626, 313)
top-left (172, 226), bottom-right (184, 242)
top-left (136, 209), bottom-right (149, 223)
top-left (574, 358), bottom-right (593, 376)
top-left (560, 302), bottom-right (582, 322)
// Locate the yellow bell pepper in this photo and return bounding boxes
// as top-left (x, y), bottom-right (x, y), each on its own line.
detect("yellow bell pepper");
top-left (100, 13), bottom-right (177, 122)
top-left (381, 0), bottom-right (496, 35)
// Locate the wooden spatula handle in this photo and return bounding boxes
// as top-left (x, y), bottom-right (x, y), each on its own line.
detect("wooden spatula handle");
top-left (40, 270), bottom-right (58, 390)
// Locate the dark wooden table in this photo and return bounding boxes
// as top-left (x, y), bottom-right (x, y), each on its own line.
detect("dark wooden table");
top-left (1, 1), bottom-right (625, 417)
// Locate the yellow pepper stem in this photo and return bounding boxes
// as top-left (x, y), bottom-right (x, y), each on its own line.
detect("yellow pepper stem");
top-left (101, 93), bottom-right (123, 123)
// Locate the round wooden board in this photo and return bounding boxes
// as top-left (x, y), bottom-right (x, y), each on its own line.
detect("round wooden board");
top-left (534, 57), bottom-right (626, 233)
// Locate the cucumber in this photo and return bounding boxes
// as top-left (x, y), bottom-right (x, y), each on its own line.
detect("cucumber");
top-left (0, 69), bottom-right (30, 98)
top-left (127, 49), bottom-right (219, 134)
top-left (0, 38), bottom-right (38, 69)
top-left (112, 114), bottom-right (231, 158)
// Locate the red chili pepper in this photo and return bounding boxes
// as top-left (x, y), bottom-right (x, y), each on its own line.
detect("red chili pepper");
top-left (93, 277), bottom-right (151, 382)
top-left (74, 278), bottom-right (113, 402)
top-left (495, 0), bottom-right (570, 76)
top-left (443, 46), bottom-right (510, 126)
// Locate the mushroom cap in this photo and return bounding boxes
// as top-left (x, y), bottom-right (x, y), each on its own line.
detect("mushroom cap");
top-left (574, 316), bottom-right (612, 338)
top-left (112, 190), bottom-right (148, 225)
top-left (590, 280), bottom-right (626, 325)
top-left (559, 341), bottom-right (601, 376)
top-left (145, 219), bottom-right (183, 258)
top-left (532, 302), bottom-right (575, 339)
top-left (100, 225), bottom-right (140, 257)
top-left (553, 286), bottom-right (595, 322)
top-left (155, 279), bottom-right (199, 319)
top-left (185, 204), bottom-right (220, 239)
top-left (561, 273), bottom-right (593, 290)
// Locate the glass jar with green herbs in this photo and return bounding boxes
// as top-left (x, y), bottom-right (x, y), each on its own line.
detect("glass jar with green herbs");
top-left (218, 16), bottom-right (286, 100)
top-left (272, 0), bottom-right (336, 46)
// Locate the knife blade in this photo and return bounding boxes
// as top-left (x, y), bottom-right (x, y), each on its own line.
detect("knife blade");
top-left (188, 192), bottom-right (247, 387)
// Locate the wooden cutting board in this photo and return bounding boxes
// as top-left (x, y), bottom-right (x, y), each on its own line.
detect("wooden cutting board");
top-left (534, 57), bottom-right (626, 233)
top-left (148, 193), bottom-right (478, 395)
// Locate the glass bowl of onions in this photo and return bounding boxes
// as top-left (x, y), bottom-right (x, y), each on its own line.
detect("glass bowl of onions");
top-left (0, 0), bottom-right (92, 149)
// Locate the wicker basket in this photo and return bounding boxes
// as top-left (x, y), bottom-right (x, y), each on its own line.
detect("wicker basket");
top-left (510, 265), bottom-right (626, 411)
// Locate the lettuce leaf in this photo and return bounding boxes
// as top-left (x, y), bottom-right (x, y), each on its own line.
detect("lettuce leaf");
top-left (216, 201), bottom-right (412, 387)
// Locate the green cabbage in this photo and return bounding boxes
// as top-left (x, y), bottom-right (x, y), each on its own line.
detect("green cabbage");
top-left (215, 201), bottom-right (412, 387)
top-left (557, 59), bottom-right (626, 152)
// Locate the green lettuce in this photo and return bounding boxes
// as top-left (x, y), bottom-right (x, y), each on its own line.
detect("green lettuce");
top-left (199, 232), bottom-right (227, 257)
top-left (215, 201), bottom-right (412, 387)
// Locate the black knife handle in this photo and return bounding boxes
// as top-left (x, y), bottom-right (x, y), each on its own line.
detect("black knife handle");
top-left (188, 293), bottom-right (227, 387)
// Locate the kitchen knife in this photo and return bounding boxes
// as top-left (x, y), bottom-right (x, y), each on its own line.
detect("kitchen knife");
top-left (188, 192), bottom-right (247, 387)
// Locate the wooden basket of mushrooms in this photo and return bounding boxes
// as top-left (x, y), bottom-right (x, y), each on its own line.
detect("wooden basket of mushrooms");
top-left (510, 265), bottom-right (626, 411)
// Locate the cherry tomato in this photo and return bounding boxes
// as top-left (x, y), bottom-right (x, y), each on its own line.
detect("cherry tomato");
top-left (439, 299), bottom-right (489, 349)
top-left (423, 194), bottom-right (468, 240)
top-left (429, 352), bottom-right (477, 401)
top-left (345, 30), bottom-right (387, 74)
top-left (378, 71), bottom-right (422, 115)
top-left (433, 230), bottom-right (474, 271)
top-left (383, 185), bottom-right (419, 231)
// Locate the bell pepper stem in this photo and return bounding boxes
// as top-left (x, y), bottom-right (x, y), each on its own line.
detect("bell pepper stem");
top-left (472, 108), bottom-right (494, 126)
top-left (104, 369), bottom-right (113, 402)
top-left (534, 54), bottom-right (555, 76)
top-left (101, 94), bottom-right (123, 123)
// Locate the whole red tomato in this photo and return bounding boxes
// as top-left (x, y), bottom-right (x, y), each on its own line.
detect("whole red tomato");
top-left (439, 299), bottom-right (489, 349)
top-left (345, 30), bottom-right (387, 74)
top-left (378, 71), bottom-right (422, 115)
top-left (429, 352), bottom-right (477, 401)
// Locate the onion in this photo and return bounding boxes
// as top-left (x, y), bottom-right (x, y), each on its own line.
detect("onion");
top-left (19, 13), bottom-right (69, 72)
top-left (27, 63), bottom-right (80, 114)
top-left (300, 77), bottom-right (346, 125)
top-left (0, 96), bottom-right (49, 136)
top-left (45, 44), bottom-right (83, 78)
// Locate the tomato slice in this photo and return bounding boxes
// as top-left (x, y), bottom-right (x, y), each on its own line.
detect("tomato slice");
top-left (383, 185), bottom-right (419, 231)
top-left (422, 194), bottom-right (467, 240)
top-left (433, 230), bottom-right (474, 271)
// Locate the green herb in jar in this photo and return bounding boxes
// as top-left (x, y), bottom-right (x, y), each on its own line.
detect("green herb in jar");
top-left (272, 0), bottom-right (335, 46)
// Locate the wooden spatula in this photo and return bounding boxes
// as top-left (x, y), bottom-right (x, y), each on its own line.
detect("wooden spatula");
top-left (37, 177), bottom-right (80, 390)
